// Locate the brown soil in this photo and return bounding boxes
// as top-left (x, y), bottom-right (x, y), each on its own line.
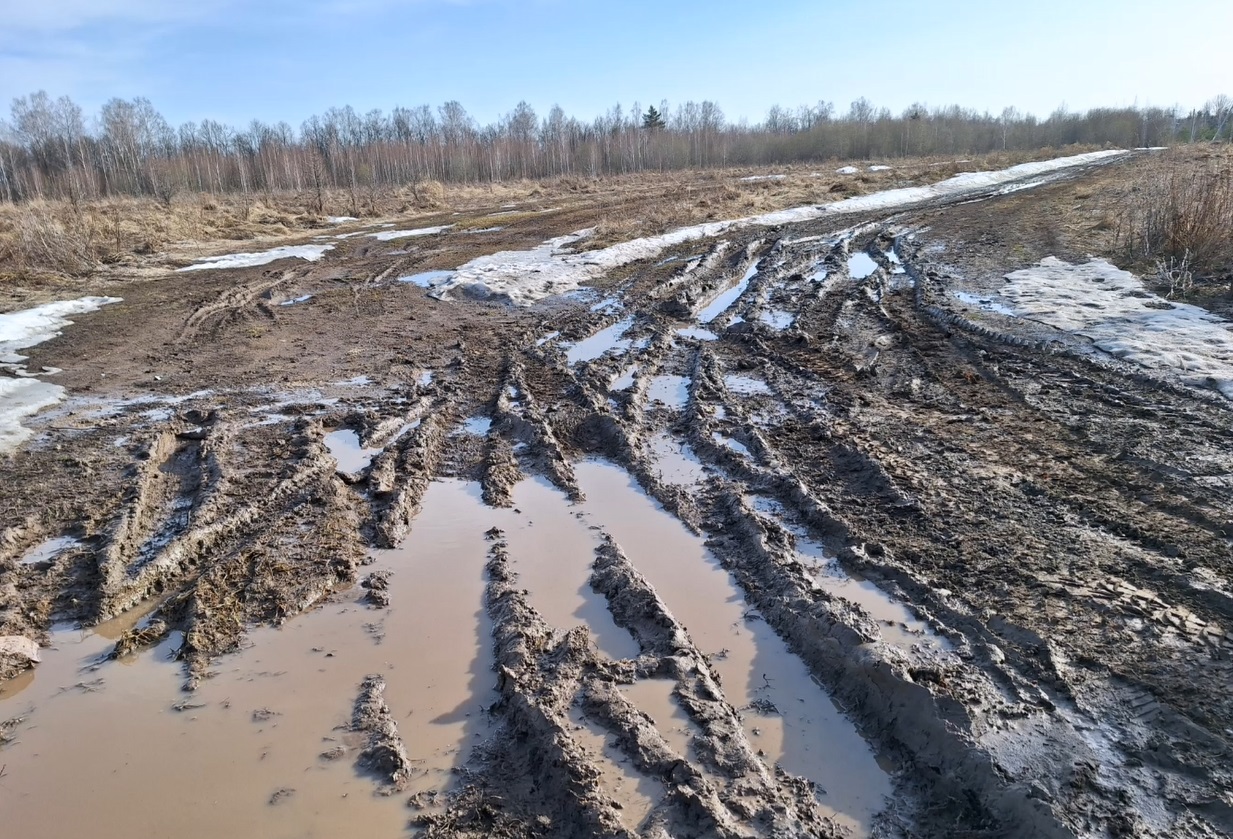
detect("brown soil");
top-left (1, 148), bottom-right (1230, 838)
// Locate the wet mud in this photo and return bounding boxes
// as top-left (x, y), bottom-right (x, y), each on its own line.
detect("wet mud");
top-left (2, 151), bottom-right (1230, 837)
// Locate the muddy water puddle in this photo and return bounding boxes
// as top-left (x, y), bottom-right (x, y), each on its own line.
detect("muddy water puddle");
top-left (575, 460), bottom-right (891, 834)
top-left (325, 428), bottom-right (382, 473)
top-left (749, 496), bottom-right (946, 652)
top-left (0, 480), bottom-right (499, 839)
top-left (621, 677), bottom-right (697, 758)
top-left (568, 706), bottom-right (662, 829)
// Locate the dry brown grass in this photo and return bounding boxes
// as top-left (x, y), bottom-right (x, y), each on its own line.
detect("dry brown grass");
top-left (0, 144), bottom-right (1106, 286)
top-left (1114, 146), bottom-right (1233, 284)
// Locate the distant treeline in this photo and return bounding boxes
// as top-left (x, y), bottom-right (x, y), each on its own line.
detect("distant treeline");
top-left (1, 92), bottom-right (1230, 204)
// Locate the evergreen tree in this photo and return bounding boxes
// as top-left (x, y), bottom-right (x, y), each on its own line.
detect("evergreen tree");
top-left (642, 105), bottom-right (665, 131)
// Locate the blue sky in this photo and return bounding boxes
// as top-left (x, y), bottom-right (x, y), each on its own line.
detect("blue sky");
top-left (2, 0), bottom-right (1229, 128)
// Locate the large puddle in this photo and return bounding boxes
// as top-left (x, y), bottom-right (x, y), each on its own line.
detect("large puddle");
top-left (574, 461), bottom-right (892, 834)
top-left (0, 480), bottom-right (497, 838)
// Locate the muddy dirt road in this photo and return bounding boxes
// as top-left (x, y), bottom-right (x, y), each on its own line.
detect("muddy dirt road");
top-left (2, 150), bottom-right (1231, 838)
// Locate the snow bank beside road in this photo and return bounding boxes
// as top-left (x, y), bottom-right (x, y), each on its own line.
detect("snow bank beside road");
top-left (1002, 257), bottom-right (1233, 399)
top-left (434, 150), bottom-right (1129, 304)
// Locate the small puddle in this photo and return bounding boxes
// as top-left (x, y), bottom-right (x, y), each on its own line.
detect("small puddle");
top-left (648, 433), bottom-right (709, 489)
top-left (848, 252), bottom-right (879, 280)
top-left (674, 327), bottom-right (718, 341)
top-left (698, 261), bottom-right (760, 324)
top-left (568, 706), bottom-right (661, 829)
top-left (646, 375), bottom-right (690, 410)
top-left (565, 318), bottom-right (635, 364)
top-left (712, 431), bottom-right (752, 458)
top-left (621, 678), bottom-right (697, 758)
top-left (325, 428), bottom-right (382, 473)
top-left (723, 374), bottom-right (771, 396)
top-left (459, 416), bottom-right (492, 437)
top-left (758, 310), bottom-right (795, 330)
top-left (536, 331), bottom-right (560, 347)
top-left (279, 294), bottom-right (313, 306)
top-left (575, 461), bottom-right (892, 835)
top-left (496, 477), bottom-right (640, 660)
top-left (18, 535), bottom-right (81, 566)
top-left (0, 480), bottom-right (498, 838)
top-left (953, 290), bottom-right (1016, 316)
top-left (397, 270), bottom-right (455, 288)
top-left (610, 365), bottom-right (637, 392)
top-left (749, 497), bottom-right (946, 652)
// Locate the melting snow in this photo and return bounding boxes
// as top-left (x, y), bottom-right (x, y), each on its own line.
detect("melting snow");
top-left (280, 294), bottom-right (313, 306)
top-left (19, 536), bottom-right (81, 566)
top-left (0, 296), bottom-right (122, 453)
top-left (868, 165), bottom-right (892, 172)
top-left (178, 244), bottom-right (333, 271)
top-left (326, 216), bottom-right (358, 224)
top-left (1000, 257), bottom-right (1233, 399)
top-left (535, 331), bottom-right (561, 347)
top-left (953, 291), bottom-right (1016, 316)
top-left (368, 225), bottom-right (452, 241)
top-left (739, 174), bottom-right (786, 182)
top-left (835, 166), bottom-right (859, 175)
top-left (429, 151), bottom-right (1126, 305)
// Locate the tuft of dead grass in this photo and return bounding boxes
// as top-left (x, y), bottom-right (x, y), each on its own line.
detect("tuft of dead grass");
top-left (1115, 147), bottom-right (1233, 283)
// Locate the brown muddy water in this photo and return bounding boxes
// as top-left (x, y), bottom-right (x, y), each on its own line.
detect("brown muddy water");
top-left (1, 466), bottom-right (893, 837)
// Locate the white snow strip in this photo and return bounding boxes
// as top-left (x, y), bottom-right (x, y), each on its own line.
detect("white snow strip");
top-left (868, 165), bottom-right (892, 172)
top-left (431, 150), bottom-right (1127, 305)
top-left (279, 294), bottom-right (313, 306)
top-left (835, 166), bottom-right (859, 175)
top-left (0, 297), bottom-right (121, 365)
top-left (0, 296), bottom-right (122, 453)
top-left (368, 225), bottom-right (453, 241)
top-left (178, 244), bottom-right (333, 271)
top-left (1001, 257), bottom-right (1233, 399)
top-left (739, 174), bottom-right (786, 182)
top-left (327, 216), bottom-right (358, 224)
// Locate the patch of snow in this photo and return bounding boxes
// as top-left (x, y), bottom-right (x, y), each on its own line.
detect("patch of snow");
top-left (332, 375), bottom-right (372, 387)
top-left (468, 226), bottom-right (504, 233)
top-left (868, 165), bottom-right (892, 172)
top-left (835, 166), bottom-right (859, 175)
top-left (564, 318), bottom-right (635, 364)
top-left (647, 375), bottom-right (690, 409)
top-left (0, 296), bottom-right (122, 452)
top-left (279, 294), bottom-right (313, 306)
top-left (698, 261), bottom-right (760, 324)
top-left (430, 151), bottom-right (1126, 305)
top-left (327, 216), bottom-right (359, 224)
top-left (368, 225), bottom-right (452, 241)
top-left (759, 310), bottom-right (795, 330)
top-left (397, 270), bottom-right (455, 288)
top-left (739, 174), bottom-right (786, 182)
top-left (675, 327), bottom-right (719, 341)
top-left (848, 252), bottom-right (879, 279)
top-left (1001, 257), bottom-right (1233, 399)
top-left (535, 331), bottom-right (561, 347)
top-left (177, 244), bottom-right (333, 271)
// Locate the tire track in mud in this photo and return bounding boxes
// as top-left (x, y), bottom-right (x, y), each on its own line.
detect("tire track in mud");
top-left (5, 156), bottom-right (1233, 838)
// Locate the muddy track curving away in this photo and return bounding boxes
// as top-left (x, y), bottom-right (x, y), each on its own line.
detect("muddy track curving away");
top-left (1, 150), bottom-right (1231, 838)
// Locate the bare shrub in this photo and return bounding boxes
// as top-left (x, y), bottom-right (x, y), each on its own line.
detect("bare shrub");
top-left (10, 204), bottom-right (102, 276)
top-left (1116, 150), bottom-right (1233, 282)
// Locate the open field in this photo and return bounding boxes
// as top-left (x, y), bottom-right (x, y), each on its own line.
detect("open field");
top-left (1, 148), bottom-right (1232, 838)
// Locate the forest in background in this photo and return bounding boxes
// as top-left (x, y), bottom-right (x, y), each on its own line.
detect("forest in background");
top-left (2, 92), bottom-right (1230, 205)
